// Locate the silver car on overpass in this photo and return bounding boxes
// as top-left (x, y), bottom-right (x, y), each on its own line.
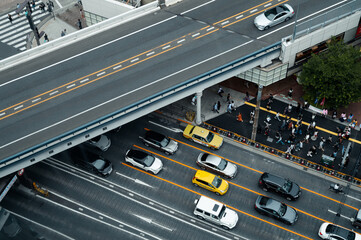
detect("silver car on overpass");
top-left (254, 4), bottom-right (295, 30)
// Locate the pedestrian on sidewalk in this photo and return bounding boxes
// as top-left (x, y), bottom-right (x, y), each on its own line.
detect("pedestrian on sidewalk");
top-left (217, 101), bottom-right (221, 112)
top-left (266, 102), bottom-right (271, 111)
top-left (217, 87), bottom-right (224, 97)
top-left (281, 119), bottom-right (286, 131)
top-left (347, 113), bottom-right (354, 123)
top-left (249, 110), bottom-right (255, 124)
top-left (339, 112), bottom-right (346, 122)
top-left (226, 93), bottom-right (231, 103)
top-left (32, 1), bottom-right (36, 11)
top-left (7, 14), bottom-right (13, 24)
top-left (311, 112), bottom-right (316, 121)
top-left (236, 112), bottom-right (243, 122)
top-left (318, 137), bottom-right (325, 151)
top-left (39, 2), bottom-right (46, 12)
top-left (332, 109), bottom-right (337, 119)
top-left (350, 119), bottom-right (357, 129)
top-left (288, 104), bottom-right (292, 113)
top-left (275, 131), bottom-right (281, 140)
top-left (326, 135), bottom-right (333, 144)
top-left (212, 102), bottom-right (219, 113)
top-left (77, 19), bottom-right (83, 29)
top-left (244, 91), bottom-right (250, 102)
top-left (16, 3), bottom-right (20, 16)
top-left (286, 144), bottom-right (295, 154)
top-left (288, 88), bottom-right (293, 97)
top-left (311, 130), bottom-right (318, 141)
top-left (61, 29), bottom-right (67, 37)
top-left (303, 101), bottom-right (310, 109)
top-left (274, 112), bottom-right (281, 121)
top-left (276, 135), bottom-right (285, 145)
top-left (227, 102), bottom-right (232, 113)
top-left (304, 133), bottom-right (310, 143)
top-left (268, 94), bottom-right (274, 103)
top-left (322, 108), bottom-right (328, 118)
top-left (44, 33), bottom-right (49, 42)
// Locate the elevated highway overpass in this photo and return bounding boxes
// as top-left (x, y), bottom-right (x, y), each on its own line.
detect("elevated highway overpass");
top-left (0, 0), bottom-right (360, 177)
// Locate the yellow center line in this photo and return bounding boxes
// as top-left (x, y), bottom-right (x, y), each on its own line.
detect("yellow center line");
top-left (121, 162), bottom-right (314, 240)
top-left (2, 0), bottom-right (286, 121)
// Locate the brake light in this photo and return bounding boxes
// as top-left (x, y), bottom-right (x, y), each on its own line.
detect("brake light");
top-left (259, 180), bottom-right (263, 184)
top-left (292, 11), bottom-right (295, 14)
top-left (319, 232), bottom-right (322, 236)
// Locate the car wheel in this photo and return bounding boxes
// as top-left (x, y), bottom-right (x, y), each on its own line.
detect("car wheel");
top-left (286, 197), bottom-right (292, 201)
top-left (264, 26), bottom-right (269, 30)
top-left (144, 142), bottom-right (149, 147)
top-left (193, 183), bottom-right (198, 187)
top-left (285, 17), bottom-right (290, 22)
top-left (189, 138), bottom-right (193, 142)
top-left (164, 151), bottom-right (170, 155)
top-left (201, 166), bottom-right (206, 170)
top-left (215, 192), bottom-right (220, 196)
top-left (210, 147), bottom-right (215, 150)
top-left (197, 215), bottom-right (204, 220)
top-left (262, 187), bottom-right (268, 192)
top-left (222, 225), bottom-right (230, 230)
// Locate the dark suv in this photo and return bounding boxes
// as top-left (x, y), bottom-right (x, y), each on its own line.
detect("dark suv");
top-left (258, 172), bottom-right (301, 200)
top-left (70, 147), bottom-right (113, 177)
top-left (139, 130), bottom-right (178, 155)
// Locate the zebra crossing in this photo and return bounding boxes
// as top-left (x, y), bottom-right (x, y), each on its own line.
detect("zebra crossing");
top-left (0, 0), bottom-right (49, 51)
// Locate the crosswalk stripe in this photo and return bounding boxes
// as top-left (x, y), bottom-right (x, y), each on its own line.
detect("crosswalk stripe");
top-left (0, 0), bottom-right (48, 51)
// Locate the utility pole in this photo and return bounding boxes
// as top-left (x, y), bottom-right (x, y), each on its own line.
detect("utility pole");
top-left (16, 0), bottom-right (41, 46)
top-left (251, 85), bottom-right (263, 141)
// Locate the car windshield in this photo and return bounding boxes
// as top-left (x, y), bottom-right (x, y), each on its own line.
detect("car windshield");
top-left (212, 176), bottom-right (222, 188)
top-left (218, 159), bottom-right (228, 170)
top-left (283, 180), bottom-right (292, 192)
top-left (279, 204), bottom-right (287, 216)
top-left (160, 137), bottom-right (169, 147)
top-left (206, 132), bottom-right (214, 143)
top-left (92, 159), bottom-right (106, 170)
top-left (143, 155), bottom-right (155, 167)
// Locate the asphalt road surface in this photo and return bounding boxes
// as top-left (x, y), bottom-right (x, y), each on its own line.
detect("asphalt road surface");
top-left (3, 114), bottom-right (361, 239)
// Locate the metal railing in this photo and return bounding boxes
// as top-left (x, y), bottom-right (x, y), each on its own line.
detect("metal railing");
top-left (294, 0), bottom-right (361, 39)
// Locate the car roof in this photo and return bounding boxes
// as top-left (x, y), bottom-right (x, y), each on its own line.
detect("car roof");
top-left (262, 172), bottom-right (285, 186)
top-left (146, 130), bottom-right (165, 141)
top-left (195, 170), bottom-right (215, 182)
top-left (202, 154), bottom-right (222, 165)
top-left (192, 126), bottom-right (210, 138)
top-left (265, 4), bottom-right (289, 15)
top-left (196, 196), bottom-right (224, 214)
top-left (326, 224), bottom-right (355, 239)
top-left (259, 196), bottom-right (281, 210)
top-left (127, 149), bottom-right (148, 160)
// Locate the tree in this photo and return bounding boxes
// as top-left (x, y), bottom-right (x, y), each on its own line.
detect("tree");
top-left (299, 38), bottom-right (361, 108)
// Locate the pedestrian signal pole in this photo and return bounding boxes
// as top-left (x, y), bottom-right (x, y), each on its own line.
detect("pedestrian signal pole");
top-left (251, 85), bottom-right (263, 141)
top-left (16, 0), bottom-right (41, 46)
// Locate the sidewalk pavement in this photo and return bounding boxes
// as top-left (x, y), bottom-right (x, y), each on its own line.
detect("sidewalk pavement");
top-left (160, 78), bottom-right (361, 179)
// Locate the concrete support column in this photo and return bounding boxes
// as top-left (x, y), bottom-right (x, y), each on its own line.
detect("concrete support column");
top-left (195, 91), bottom-right (203, 125)
top-left (251, 85), bottom-right (263, 141)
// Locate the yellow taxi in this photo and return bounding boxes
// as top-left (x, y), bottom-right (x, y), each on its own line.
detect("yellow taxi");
top-left (192, 170), bottom-right (229, 195)
top-left (183, 125), bottom-right (223, 150)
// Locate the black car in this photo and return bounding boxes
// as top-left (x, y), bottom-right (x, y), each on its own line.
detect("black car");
top-left (258, 172), bottom-right (301, 200)
top-left (255, 196), bottom-right (298, 225)
top-left (139, 130), bottom-right (178, 155)
top-left (71, 147), bottom-right (113, 176)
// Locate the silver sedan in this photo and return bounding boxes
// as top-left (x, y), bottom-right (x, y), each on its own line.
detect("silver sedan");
top-left (254, 4), bottom-right (295, 30)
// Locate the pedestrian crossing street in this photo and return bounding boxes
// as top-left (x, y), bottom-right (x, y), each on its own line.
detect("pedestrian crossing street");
top-left (0, 0), bottom-right (49, 51)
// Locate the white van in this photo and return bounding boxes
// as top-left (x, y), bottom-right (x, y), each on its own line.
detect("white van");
top-left (193, 196), bottom-right (238, 230)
